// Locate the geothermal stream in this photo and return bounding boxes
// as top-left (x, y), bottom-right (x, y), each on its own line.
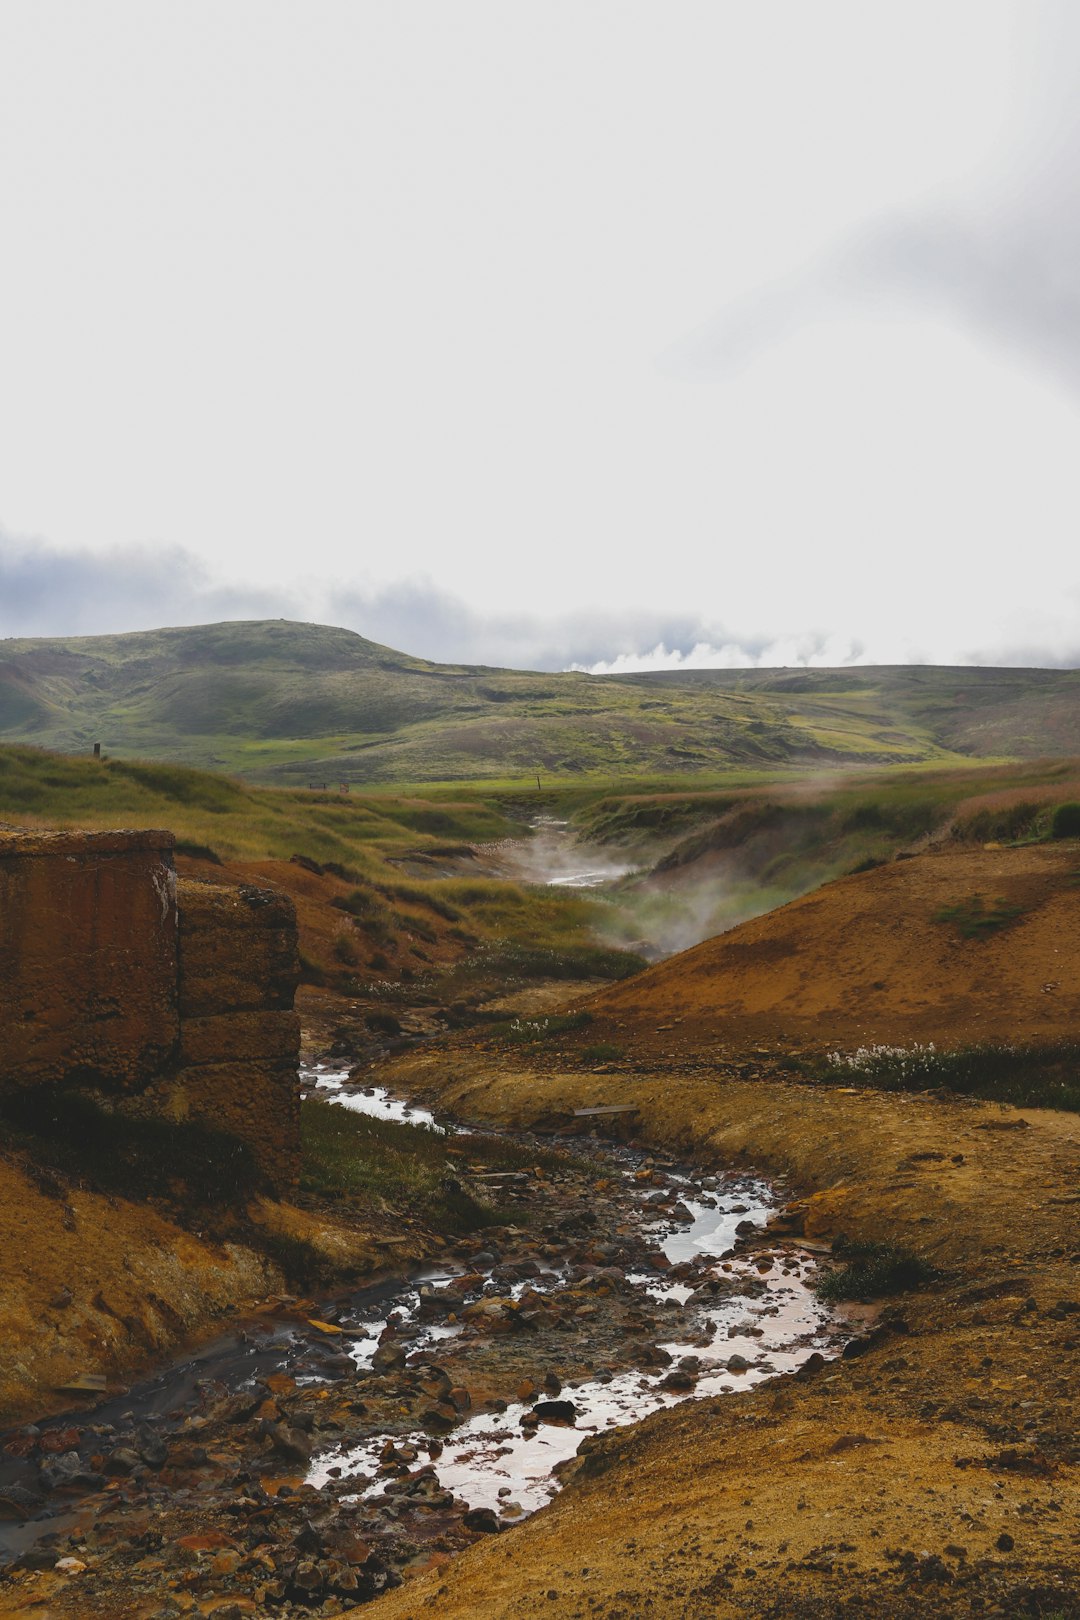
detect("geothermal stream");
top-left (305, 1069), bottom-right (844, 1520)
top-left (0, 1071), bottom-right (850, 1581)
top-left (497, 815), bottom-right (638, 890)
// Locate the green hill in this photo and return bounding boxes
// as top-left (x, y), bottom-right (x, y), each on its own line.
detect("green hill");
top-left (0, 618), bottom-right (1077, 781)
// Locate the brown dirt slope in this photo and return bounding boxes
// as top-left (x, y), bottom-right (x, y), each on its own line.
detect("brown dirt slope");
top-left (588, 842), bottom-right (1080, 1055)
top-left (0, 1154), bottom-right (277, 1425)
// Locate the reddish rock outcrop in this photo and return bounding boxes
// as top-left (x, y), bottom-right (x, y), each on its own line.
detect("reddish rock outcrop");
top-left (0, 829), bottom-right (300, 1190)
top-left (0, 829), bottom-right (179, 1091)
top-left (170, 878), bottom-right (301, 1187)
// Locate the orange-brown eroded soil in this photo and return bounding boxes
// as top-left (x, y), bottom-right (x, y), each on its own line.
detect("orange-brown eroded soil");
top-left (587, 842), bottom-right (1080, 1057)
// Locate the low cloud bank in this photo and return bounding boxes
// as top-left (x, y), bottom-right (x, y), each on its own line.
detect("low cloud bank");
top-left (572, 634), bottom-right (868, 676)
top-left (1, 530), bottom-right (1078, 674)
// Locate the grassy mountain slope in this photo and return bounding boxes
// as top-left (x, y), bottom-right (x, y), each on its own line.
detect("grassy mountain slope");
top-left (1, 619), bottom-right (1078, 781)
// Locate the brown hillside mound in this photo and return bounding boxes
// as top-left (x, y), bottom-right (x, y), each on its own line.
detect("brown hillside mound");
top-left (588, 842), bottom-right (1080, 1053)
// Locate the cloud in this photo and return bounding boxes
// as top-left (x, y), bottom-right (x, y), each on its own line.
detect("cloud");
top-left (572, 633), bottom-right (868, 676)
top-left (2, 529), bottom-right (1078, 675)
top-left (0, 529), bottom-right (756, 671)
top-left (0, 534), bottom-right (292, 638)
top-left (667, 6), bottom-right (1080, 398)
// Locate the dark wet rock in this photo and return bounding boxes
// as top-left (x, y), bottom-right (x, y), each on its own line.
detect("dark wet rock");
top-left (206, 1387), bottom-right (268, 1425)
top-left (289, 1558), bottom-right (325, 1598)
top-left (842, 1328), bottom-right (887, 1360)
top-left (413, 1367), bottom-right (453, 1403)
top-left (0, 1483), bottom-right (44, 1520)
top-left (629, 1342), bottom-right (673, 1368)
top-left (135, 1425), bottom-right (169, 1468)
top-left (39, 1451), bottom-right (102, 1491)
top-left (371, 1342), bottom-right (408, 1374)
top-left (293, 1519), bottom-right (325, 1554)
top-left (102, 1446), bottom-right (142, 1476)
top-left (462, 1506), bottom-right (502, 1533)
top-left (418, 1284), bottom-right (467, 1319)
top-left (532, 1399), bottom-right (577, 1424)
top-left (420, 1402), bottom-right (460, 1434)
top-left (794, 1352), bottom-right (827, 1381)
top-left (264, 1422), bottom-right (313, 1464)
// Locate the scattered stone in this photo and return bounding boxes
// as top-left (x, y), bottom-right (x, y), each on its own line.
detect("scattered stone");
top-left (532, 1400), bottom-right (577, 1424)
top-left (371, 1342), bottom-right (408, 1374)
top-left (264, 1422), bottom-right (313, 1464)
top-left (462, 1506), bottom-right (501, 1533)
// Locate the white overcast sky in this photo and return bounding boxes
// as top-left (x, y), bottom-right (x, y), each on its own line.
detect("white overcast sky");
top-left (2, 1), bottom-right (1080, 670)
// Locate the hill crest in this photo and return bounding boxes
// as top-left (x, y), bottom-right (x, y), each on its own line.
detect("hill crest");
top-left (3, 619), bottom-right (1080, 782)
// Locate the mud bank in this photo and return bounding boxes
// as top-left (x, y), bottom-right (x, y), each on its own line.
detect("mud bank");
top-left (361, 1048), bottom-right (1080, 1618)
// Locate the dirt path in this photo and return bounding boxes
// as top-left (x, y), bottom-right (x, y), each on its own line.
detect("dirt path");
top-left (360, 1047), bottom-right (1080, 1618)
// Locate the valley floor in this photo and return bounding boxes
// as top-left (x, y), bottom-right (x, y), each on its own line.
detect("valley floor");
top-left (2, 1018), bottom-right (1078, 1618)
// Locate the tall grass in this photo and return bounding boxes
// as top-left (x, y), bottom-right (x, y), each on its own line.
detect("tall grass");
top-left (814, 1042), bottom-right (1080, 1113)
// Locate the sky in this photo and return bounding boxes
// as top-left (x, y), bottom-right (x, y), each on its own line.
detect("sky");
top-left (2, 1), bottom-right (1080, 671)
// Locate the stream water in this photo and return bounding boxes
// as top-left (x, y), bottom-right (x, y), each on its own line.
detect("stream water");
top-left (301, 1068), bottom-right (841, 1520)
top-left (0, 1070), bottom-right (847, 1579)
top-left (499, 816), bottom-right (638, 890)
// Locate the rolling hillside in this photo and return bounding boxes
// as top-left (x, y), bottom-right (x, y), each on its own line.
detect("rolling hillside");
top-left (581, 839), bottom-right (1080, 1056)
top-left (1, 618), bottom-right (1078, 782)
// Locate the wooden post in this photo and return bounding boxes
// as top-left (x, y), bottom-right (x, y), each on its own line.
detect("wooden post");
top-left (93, 743), bottom-right (101, 759)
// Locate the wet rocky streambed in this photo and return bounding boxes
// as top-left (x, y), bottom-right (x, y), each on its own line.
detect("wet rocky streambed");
top-left (0, 1070), bottom-right (854, 1616)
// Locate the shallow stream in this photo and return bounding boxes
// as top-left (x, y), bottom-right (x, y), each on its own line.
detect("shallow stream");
top-left (303, 1067), bottom-right (841, 1520)
top-left (498, 815), bottom-right (638, 890)
top-left (0, 1068), bottom-right (846, 1578)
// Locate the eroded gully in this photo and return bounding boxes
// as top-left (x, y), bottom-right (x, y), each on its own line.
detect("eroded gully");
top-left (0, 1071), bottom-right (853, 1612)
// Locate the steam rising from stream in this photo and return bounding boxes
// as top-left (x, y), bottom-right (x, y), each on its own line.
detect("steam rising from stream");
top-left (504, 816), bottom-right (795, 961)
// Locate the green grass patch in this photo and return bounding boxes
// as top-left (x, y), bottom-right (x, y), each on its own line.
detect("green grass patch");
top-left (933, 893), bottom-right (1025, 937)
top-left (1051, 802), bottom-right (1080, 838)
top-left (447, 941), bottom-right (645, 986)
top-left (299, 1098), bottom-right (569, 1232)
top-left (815, 1237), bottom-right (938, 1302)
top-left (494, 1011), bottom-right (594, 1046)
top-left (581, 1041), bottom-right (624, 1062)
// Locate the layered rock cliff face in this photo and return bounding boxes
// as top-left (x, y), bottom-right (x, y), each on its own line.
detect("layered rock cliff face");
top-left (0, 828), bottom-right (300, 1189)
top-left (0, 829), bottom-right (180, 1092)
top-left (170, 878), bottom-right (300, 1188)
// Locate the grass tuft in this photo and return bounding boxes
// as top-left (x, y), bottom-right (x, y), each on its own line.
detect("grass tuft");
top-left (933, 894), bottom-right (1024, 937)
top-left (299, 1099), bottom-right (570, 1232)
top-left (815, 1237), bottom-right (938, 1302)
top-left (817, 1041), bottom-right (1080, 1113)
